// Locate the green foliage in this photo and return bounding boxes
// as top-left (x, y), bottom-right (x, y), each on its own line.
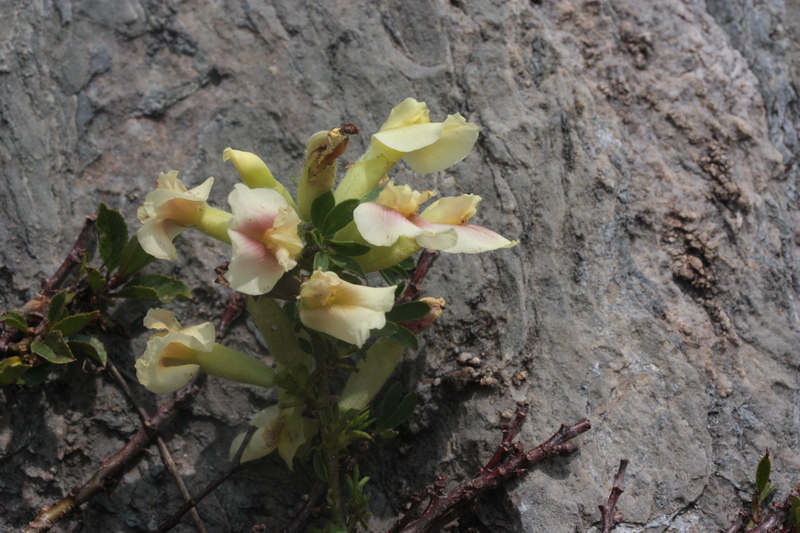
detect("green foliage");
top-left (750, 450), bottom-right (778, 526)
top-left (375, 382), bottom-right (418, 434)
top-left (114, 274), bottom-right (191, 303)
top-left (116, 236), bottom-right (155, 277)
top-left (31, 332), bottom-right (75, 364)
top-left (97, 202), bottom-right (129, 271)
top-left (386, 301), bottom-right (430, 322)
top-left (67, 335), bottom-right (108, 366)
top-left (311, 191), bottom-right (337, 230)
top-left (0, 311), bottom-right (28, 332)
top-left (344, 464), bottom-right (372, 531)
top-left (321, 199), bottom-right (360, 236)
top-left (51, 311), bottom-right (99, 337)
top-left (789, 496), bottom-right (800, 533)
top-left (0, 357), bottom-right (32, 385)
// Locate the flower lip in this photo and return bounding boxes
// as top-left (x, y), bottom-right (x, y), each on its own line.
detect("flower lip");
top-left (298, 270), bottom-right (396, 347)
top-left (135, 308), bottom-right (215, 394)
top-left (136, 171), bottom-right (214, 260)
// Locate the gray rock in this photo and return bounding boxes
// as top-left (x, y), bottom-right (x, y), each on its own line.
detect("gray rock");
top-left (2, 0), bottom-right (799, 531)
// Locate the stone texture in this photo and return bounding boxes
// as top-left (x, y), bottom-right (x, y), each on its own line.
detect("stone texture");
top-left (1, 0), bottom-right (799, 531)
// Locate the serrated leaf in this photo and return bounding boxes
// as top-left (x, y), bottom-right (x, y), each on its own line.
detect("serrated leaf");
top-left (388, 324), bottom-right (418, 350)
top-left (86, 268), bottom-right (106, 292)
top-left (31, 332), bottom-right (75, 364)
top-left (0, 356), bottom-right (32, 385)
top-left (313, 252), bottom-right (330, 271)
top-left (47, 289), bottom-right (70, 325)
top-left (51, 311), bottom-right (99, 337)
top-left (756, 451), bottom-right (771, 495)
top-left (310, 191), bottom-right (336, 230)
top-left (116, 274), bottom-right (191, 303)
top-left (376, 391), bottom-right (418, 433)
top-left (116, 236), bottom-right (155, 277)
top-left (68, 335), bottom-right (107, 366)
top-left (0, 311), bottom-right (28, 332)
top-left (328, 254), bottom-right (366, 278)
top-left (386, 301), bottom-right (430, 322)
top-left (96, 202), bottom-right (129, 271)
top-left (321, 199), bottom-right (360, 236)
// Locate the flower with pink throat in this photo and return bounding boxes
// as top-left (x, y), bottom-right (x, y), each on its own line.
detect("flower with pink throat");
top-left (227, 183), bottom-right (304, 295)
top-left (353, 181), bottom-right (517, 253)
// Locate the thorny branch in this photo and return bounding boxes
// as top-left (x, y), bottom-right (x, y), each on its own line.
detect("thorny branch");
top-left (599, 458), bottom-right (630, 533)
top-left (387, 404), bottom-right (591, 533)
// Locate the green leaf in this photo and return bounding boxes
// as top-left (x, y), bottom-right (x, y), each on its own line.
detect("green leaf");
top-left (399, 256), bottom-right (416, 271)
top-left (756, 451), bottom-right (771, 495)
top-left (87, 268), bottom-right (106, 292)
top-left (388, 324), bottom-right (418, 350)
top-left (14, 362), bottom-right (51, 385)
top-left (0, 311), bottom-right (29, 332)
top-left (47, 289), bottom-right (70, 325)
top-left (360, 186), bottom-right (384, 204)
top-left (386, 301), bottom-right (431, 322)
top-left (96, 203), bottom-right (129, 272)
top-left (246, 296), bottom-right (307, 367)
top-left (378, 268), bottom-right (399, 286)
top-left (310, 191), bottom-right (336, 230)
top-left (115, 274), bottom-right (191, 303)
top-left (326, 240), bottom-right (372, 257)
top-left (31, 332), bottom-right (75, 364)
top-left (51, 311), bottom-right (99, 337)
top-left (789, 495), bottom-right (800, 530)
top-left (313, 252), bottom-right (330, 271)
top-left (328, 254), bottom-right (366, 278)
top-left (312, 451), bottom-right (328, 483)
top-left (321, 199), bottom-right (360, 236)
top-left (370, 321), bottom-right (399, 337)
top-left (376, 391), bottom-right (418, 433)
top-left (68, 335), bottom-right (107, 366)
top-left (0, 356), bottom-right (32, 385)
top-left (116, 236), bottom-right (155, 277)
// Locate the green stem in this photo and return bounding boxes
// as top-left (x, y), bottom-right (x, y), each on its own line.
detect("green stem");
top-left (194, 344), bottom-right (275, 388)
top-left (192, 208), bottom-right (232, 244)
top-left (353, 236), bottom-right (422, 272)
top-left (311, 335), bottom-right (347, 528)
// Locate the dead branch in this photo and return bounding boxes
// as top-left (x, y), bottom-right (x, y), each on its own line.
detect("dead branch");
top-left (388, 404), bottom-right (591, 533)
top-left (599, 458), bottom-right (630, 533)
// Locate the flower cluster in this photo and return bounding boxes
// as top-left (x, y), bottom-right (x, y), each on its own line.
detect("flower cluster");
top-left (134, 98), bottom-right (517, 466)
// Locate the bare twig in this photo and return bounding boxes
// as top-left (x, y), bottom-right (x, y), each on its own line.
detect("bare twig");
top-left (154, 425), bottom-right (259, 533)
top-left (399, 249), bottom-right (440, 303)
top-left (21, 376), bottom-right (203, 533)
top-left (599, 458), bottom-right (629, 533)
top-left (217, 291), bottom-right (247, 340)
top-left (41, 214), bottom-right (97, 294)
top-left (279, 480), bottom-right (327, 533)
top-left (388, 404), bottom-right (591, 533)
top-left (106, 362), bottom-right (208, 533)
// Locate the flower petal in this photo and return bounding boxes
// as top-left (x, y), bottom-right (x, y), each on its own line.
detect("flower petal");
top-left (379, 98), bottom-right (430, 130)
top-left (300, 304), bottom-right (387, 347)
top-left (373, 122), bottom-right (446, 153)
top-left (137, 218), bottom-right (186, 260)
top-left (227, 230), bottom-right (287, 295)
top-left (402, 114), bottom-right (479, 174)
top-left (436, 224), bottom-right (518, 254)
top-left (353, 202), bottom-right (425, 247)
top-left (143, 308), bottom-right (183, 332)
top-left (419, 194), bottom-right (480, 224)
top-left (232, 406), bottom-right (283, 463)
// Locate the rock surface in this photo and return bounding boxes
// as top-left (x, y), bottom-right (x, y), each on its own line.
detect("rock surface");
top-left (2, 0), bottom-right (799, 531)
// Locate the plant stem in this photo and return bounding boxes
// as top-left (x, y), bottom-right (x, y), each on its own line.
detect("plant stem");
top-left (311, 334), bottom-right (347, 528)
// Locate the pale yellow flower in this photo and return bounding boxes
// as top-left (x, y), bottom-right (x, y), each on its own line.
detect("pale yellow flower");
top-left (298, 270), bottom-right (396, 347)
top-left (134, 308), bottom-right (214, 394)
top-left (227, 184), bottom-right (304, 296)
top-left (137, 171), bottom-right (213, 260)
